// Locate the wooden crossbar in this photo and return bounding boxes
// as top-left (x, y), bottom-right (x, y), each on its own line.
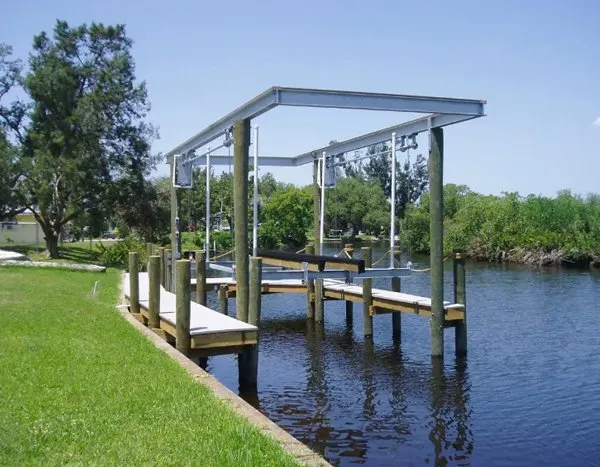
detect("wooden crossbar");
top-left (257, 249), bottom-right (365, 273)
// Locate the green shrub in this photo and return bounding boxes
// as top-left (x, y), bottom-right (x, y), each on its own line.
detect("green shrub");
top-left (212, 231), bottom-right (234, 251)
top-left (98, 237), bottom-right (147, 269)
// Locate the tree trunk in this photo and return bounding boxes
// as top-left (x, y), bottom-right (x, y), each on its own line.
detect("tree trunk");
top-left (45, 233), bottom-right (59, 258)
top-left (40, 224), bottom-right (60, 259)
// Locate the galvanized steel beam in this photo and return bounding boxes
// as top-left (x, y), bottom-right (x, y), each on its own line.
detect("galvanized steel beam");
top-left (166, 87), bottom-right (485, 162)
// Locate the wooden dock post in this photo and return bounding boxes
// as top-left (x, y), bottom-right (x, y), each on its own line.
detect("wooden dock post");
top-left (391, 246), bottom-right (401, 340)
top-left (429, 126), bottom-right (445, 358)
top-left (315, 280), bottom-right (324, 323)
top-left (195, 250), bottom-right (207, 306)
top-left (305, 243), bottom-right (315, 319)
top-left (148, 255), bottom-right (161, 329)
top-left (219, 285), bottom-right (229, 315)
top-left (165, 248), bottom-right (172, 292)
top-left (233, 119), bottom-right (250, 323)
top-left (313, 160), bottom-right (321, 253)
top-left (145, 242), bottom-right (153, 262)
top-left (175, 259), bottom-right (191, 357)
top-left (362, 246), bottom-right (373, 338)
top-left (454, 252), bottom-right (467, 356)
top-left (313, 160), bottom-right (324, 324)
top-left (344, 243), bottom-right (354, 324)
top-left (239, 257), bottom-right (262, 392)
top-left (128, 252), bottom-right (140, 314)
top-left (158, 247), bottom-right (166, 287)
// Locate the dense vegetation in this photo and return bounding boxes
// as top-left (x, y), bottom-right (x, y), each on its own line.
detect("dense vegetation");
top-left (404, 185), bottom-right (600, 267)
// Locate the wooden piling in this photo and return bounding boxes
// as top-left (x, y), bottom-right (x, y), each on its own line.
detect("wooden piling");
top-left (248, 257), bottom-right (262, 326)
top-left (233, 119), bottom-right (250, 323)
top-left (305, 243), bottom-right (315, 319)
top-left (313, 160), bottom-right (321, 252)
top-left (391, 247), bottom-right (401, 340)
top-left (165, 248), bottom-right (172, 292)
top-left (315, 280), bottom-right (324, 323)
top-left (429, 126), bottom-right (445, 358)
top-left (239, 257), bottom-right (262, 392)
top-left (313, 160), bottom-right (324, 323)
top-left (128, 252), bottom-right (140, 314)
top-left (344, 244), bottom-right (354, 324)
top-left (219, 285), bottom-right (229, 315)
top-left (148, 255), bottom-right (161, 329)
top-left (454, 252), bottom-right (467, 356)
top-left (195, 250), bottom-right (207, 306)
top-left (158, 247), bottom-right (166, 287)
top-left (145, 243), bottom-right (153, 270)
top-left (362, 246), bottom-right (373, 338)
top-left (175, 260), bottom-right (191, 357)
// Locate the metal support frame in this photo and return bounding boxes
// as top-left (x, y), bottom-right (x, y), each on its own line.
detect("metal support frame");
top-left (182, 114), bottom-right (479, 170)
top-left (390, 132), bottom-right (396, 268)
top-left (167, 87), bottom-right (485, 161)
top-left (319, 152), bottom-right (326, 255)
top-left (252, 126), bottom-right (259, 256)
top-left (205, 147), bottom-right (211, 255)
top-left (166, 85), bottom-right (485, 359)
top-left (207, 260), bottom-right (411, 283)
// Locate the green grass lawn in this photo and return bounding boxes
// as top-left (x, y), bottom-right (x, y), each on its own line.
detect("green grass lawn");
top-left (0, 267), bottom-right (298, 466)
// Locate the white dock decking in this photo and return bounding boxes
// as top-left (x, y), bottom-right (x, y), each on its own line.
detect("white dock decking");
top-left (191, 276), bottom-right (465, 321)
top-left (322, 280), bottom-right (465, 320)
top-left (123, 273), bottom-right (257, 353)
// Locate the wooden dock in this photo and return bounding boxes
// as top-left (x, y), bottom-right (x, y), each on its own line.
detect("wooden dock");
top-left (192, 277), bottom-right (307, 295)
top-left (124, 273), bottom-right (257, 357)
top-left (191, 277), bottom-right (464, 321)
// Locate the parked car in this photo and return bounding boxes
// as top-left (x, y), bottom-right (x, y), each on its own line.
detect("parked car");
top-left (101, 232), bottom-right (116, 239)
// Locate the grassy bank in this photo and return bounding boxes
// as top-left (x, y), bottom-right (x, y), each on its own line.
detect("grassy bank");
top-left (0, 267), bottom-right (297, 466)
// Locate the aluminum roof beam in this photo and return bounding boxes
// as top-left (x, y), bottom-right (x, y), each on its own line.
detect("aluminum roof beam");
top-left (166, 87), bottom-right (486, 160)
top-left (185, 114), bottom-right (482, 169)
top-left (189, 154), bottom-right (296, 167)
top-left (292, 113), bottom-right (476, 166)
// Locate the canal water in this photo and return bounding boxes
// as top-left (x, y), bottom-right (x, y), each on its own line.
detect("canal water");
top-left (203, 244), bottom-right (600, 466)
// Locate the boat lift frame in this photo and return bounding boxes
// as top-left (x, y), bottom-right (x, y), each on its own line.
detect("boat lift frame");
top-left (169, 87), bottom-right (485, 282)
top-left (167, 86), bottom-right (485, 358)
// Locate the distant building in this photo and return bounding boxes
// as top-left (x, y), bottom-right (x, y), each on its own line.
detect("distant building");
top-left (0, 210), bottom-right (41, 244)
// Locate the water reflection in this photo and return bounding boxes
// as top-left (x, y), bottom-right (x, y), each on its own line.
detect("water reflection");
top-left (428, 358), bottom-right (473, 466)
top-left (235, 317), bottom-right (473, 466)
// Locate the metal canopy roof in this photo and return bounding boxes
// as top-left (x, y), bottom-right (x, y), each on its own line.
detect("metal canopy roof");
top-left (167, 86), bottom-right (486, 165)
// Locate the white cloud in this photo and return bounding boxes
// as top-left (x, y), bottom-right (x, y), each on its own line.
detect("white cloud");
top-left (593, 115), bottom-right (600, 127)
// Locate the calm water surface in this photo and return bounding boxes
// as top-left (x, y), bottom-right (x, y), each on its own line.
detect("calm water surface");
top-left (203, 244), bottom-right (600, 466)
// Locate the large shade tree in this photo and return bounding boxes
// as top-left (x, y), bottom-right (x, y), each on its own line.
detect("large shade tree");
top-left (21, 21), bottom-right (157, 257)
top-left (0, 44), bottom-right (27, 221)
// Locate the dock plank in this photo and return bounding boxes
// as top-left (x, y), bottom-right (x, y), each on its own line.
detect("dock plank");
top-left (123, 273), bottom-right (257, 343)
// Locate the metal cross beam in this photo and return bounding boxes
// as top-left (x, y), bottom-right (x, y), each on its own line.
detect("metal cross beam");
top-left (292, 113), bottom-right (477, 165)
top-left (179, 113), bottom-right (483, 169)
top-left (166, 87), bottom-right (486, 162)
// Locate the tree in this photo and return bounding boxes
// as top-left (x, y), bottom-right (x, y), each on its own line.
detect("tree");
top-left (326, 177), bottom-right (389, 236)
top-left (0, 44), bottom-right (26, 221)
top-left (21, 21), bottom-right (157, 257)
top-left (339, 141), bottom-right (429, 219)
top-left (259, 186), bottom-right (312, 247)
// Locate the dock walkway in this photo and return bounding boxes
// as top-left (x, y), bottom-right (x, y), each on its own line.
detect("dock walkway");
top-left (193, 277), bottom-right (464, 321)
top-left (124, 273), bottom-right (257, 356)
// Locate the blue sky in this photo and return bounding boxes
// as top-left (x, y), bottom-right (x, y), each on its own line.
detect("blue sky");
top-left (2, 0), bottom-right (599, 196)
